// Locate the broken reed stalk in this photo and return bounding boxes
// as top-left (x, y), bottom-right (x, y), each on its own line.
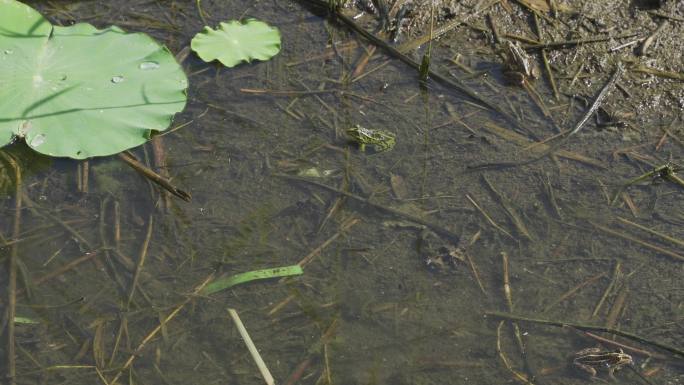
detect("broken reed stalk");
top-left (228, 308), bottom-right (275, 385)
top-left (2, 152), bottom-right (22, 385)
top-left (486, 311), bottom-right (684, 359)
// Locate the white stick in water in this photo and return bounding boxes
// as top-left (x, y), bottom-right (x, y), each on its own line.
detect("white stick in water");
top-left (227, 308), bottom-right (275, 385)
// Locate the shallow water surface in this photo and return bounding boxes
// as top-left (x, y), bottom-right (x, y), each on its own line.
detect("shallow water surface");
top-left (1, 1), bottom-right (683, 384)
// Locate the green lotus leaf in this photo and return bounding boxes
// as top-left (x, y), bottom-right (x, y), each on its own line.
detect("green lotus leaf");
top-left (0, 0), bottom-right (188, 159)
top-left (191, 19), bottom-right (281, 68)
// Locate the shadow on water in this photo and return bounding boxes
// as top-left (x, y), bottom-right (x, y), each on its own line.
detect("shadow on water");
top-left (1, 0), bottom-right (683, 384)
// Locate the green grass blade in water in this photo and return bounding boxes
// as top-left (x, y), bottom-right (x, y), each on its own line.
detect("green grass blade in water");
top-left (202, 265), bottom-right (303, 295)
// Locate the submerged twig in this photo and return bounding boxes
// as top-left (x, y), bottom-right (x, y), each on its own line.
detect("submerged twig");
top-left (31, 250), bottom-right (101, 288)
top-left (590, 221), bottom-right (684, 262)
top-left (277, 174), bottom-right (461, 244)
top-left (118, 152), bottom-right (191, 202)
top-left (126, 215), bottom-right (153, 307)
top-left (299, 217), bottom-right (358, 267)
top-left (151, 136), bottom-right (171, 210)
top-left (465, 194), bottom-right (514, 240)
top-left (1, 152), bottom-right (21, 385)
top-left (605, 286), bottom-right (628, 329)
top-left (579, 330), bottom-right (663, 359)
top-left (592, 261), bottom-right (620, 318)
top-left (482, 176), bottom-right (532, 241)
top-left (616, 216), bottom-right (684, 248)
top-left (501, 252), bottom-right (536, 384)
top-left (480, 122), bottom-right (604, 168)
top-left (464, 231), bottom-right (487, 296)
top-left (486, 311), bottom-right (684, 359)
top-left (524, 33), bottom-right (638, 50)
top-left (542, 272), bottom-right (606, 313)
top-left (532, 14), bottom-right (559, 100)
top-left (496, 321), bottom-right (533, 384)
top-left (631, 65), bottom-right (684, 81)
top-left (195, 0), bottom-right (209, 26)
top-left (21, 192), bottom-right (92, 249)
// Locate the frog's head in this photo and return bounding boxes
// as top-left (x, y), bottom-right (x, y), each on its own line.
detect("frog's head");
top-left (612, 349), bottom-right (633, 367)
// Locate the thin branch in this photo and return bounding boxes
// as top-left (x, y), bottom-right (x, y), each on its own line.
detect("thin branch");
top-left (486, 311), bottom-right (684, 359)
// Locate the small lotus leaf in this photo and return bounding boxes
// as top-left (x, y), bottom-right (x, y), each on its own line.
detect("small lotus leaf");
top-left (191, 19), bottom-right (281, 68)
top-left (0, 0), bottom-right (188, 159)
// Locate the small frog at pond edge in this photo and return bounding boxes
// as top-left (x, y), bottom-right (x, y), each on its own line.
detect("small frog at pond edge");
top-left (346, 125), bottom-right (396, 153)
top-left (501, 40), bottom-right (540, 86)
top-left (573, 347), bottom-right (633, 381)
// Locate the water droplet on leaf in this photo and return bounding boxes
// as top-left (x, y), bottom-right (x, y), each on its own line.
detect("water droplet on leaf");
top-left (139, 61), bottom-right (160, 70)
top-left (30, 134), bottom-right (46, 147)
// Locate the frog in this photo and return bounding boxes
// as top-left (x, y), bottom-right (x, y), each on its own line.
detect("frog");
top-left (501, 40), bottom-right (540, 86)
top-left (573, 347), bottom-right (633, 381)
top-left (346, 125), bottom-right (396, 153)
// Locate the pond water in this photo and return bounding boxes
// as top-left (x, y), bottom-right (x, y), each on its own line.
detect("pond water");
top-left (1, 1), bottom-right (683, 384)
